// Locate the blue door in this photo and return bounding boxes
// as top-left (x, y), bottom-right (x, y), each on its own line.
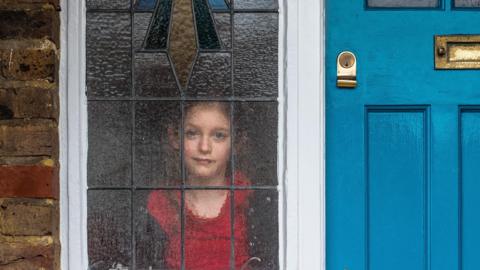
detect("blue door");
top-left (327, 1), bottom-right (480, 270)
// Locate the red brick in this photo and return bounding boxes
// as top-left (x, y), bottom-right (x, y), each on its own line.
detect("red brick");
top-left (0, 47), bottom-right (57, 82)
top-left (0, 235), bottom-right (54, 268)
top-left (0, 9), bottom-right (59, 45)
top-left (0, 198), bottom-right (57, 235)
top-left (0, 165), bottom-right (58, 198)
top-left (0, 119), bottom-right (58, 157)
top-left (0, 87), bottom-right (58, 120)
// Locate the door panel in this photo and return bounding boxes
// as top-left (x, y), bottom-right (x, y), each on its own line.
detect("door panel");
top-left (326, 2), bottom-right (480, 270)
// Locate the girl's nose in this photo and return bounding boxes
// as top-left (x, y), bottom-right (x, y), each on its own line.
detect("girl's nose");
top-left (199, 136), bottom-right (212, 153)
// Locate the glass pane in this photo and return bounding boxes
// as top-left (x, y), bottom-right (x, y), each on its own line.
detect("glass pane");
top-left (134, 190), bottom-right (181, 269)
top-left (183, 101), bottom-right (233, 186)
top-left (88, 190), bottom-right (131, 269)
top-left (87, 0), bottom-right (130, 9)
top-left (184, 190), bottom-right (232, 269)
top-left (186, 53), bottom-right (232, 97)
top-left (134, 101), bottom-right (181, 187)
top-left (234, 13), bottom-right (278, 97)
top-left (144, 0), bottom-right (172, 50)
top-left (88, 101), bottom-right (132, 187)
top-left (213, 13), bottom-right (231, 49)
top-left (86, 13), bottom-right (131, 97)
top-left (234, 0), bottom-right (278, 10)
top-left (210, 0), bottom-right (230, 10)
top-left (135, 0), bottom-right (157, 10)
top-left (133, 13), bottom-right (153, 51)
top-left (234, 102), bottom-right (278, 186)
top-left (455, 0), bottom-right (480, 7)
top-left (194, 0), bottom-right (221, 49)
top-left (134, 53), bottom-right (179, 97)
top-left (238, 189), bottom-right (279, 269)
top-left (368, 0), bottom-right (439, 7)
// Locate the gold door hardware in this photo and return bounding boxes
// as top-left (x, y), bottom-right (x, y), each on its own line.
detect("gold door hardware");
top-left (337, 51), bottom-right (357, 88)
top-left (435, 35), bottom-right (480, 69)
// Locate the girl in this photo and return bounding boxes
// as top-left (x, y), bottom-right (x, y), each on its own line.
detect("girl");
top-left (141, 102), bottom-right (277, 270)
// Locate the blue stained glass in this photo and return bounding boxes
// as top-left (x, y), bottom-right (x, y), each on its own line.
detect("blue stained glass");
top-left (209, 0), bottom-right (229, 10)
top-left (135, 0), bottom-right (157, 10)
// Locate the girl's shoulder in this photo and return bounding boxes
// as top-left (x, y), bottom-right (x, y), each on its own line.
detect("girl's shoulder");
top-left (147, 190), bottom-right (180, 234)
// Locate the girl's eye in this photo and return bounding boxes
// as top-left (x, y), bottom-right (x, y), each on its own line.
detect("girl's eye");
top-left (185, 129), bottom-right (199, 139)
top-left (213, 131), bottom-right (228, 141)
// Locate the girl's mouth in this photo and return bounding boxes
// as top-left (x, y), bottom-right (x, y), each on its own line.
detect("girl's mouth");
top-left (193, 158), bottom-right (214, 165)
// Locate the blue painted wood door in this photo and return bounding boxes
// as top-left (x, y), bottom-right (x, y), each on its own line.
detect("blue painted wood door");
top-left (326, 2), bottom-right (480, 270)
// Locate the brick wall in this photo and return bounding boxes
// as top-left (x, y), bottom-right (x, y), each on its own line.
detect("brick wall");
top-left (0, 0), bottom-right (60, 269)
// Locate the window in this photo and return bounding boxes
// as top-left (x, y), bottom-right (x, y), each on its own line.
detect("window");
top-left (85, 0), bottom-right (280, 269)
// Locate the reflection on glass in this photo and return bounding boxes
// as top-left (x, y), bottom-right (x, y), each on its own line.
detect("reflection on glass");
top-left (368, 0), bottom-right (438, 7)
top-left (455, 0), bottom-right (480, 7)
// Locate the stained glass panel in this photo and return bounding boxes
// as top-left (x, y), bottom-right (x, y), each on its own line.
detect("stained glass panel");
top-left (87, 0), bottom-right (130, 10)
top-left (234, 0), bottom-right (278, 10)
top-left (86, 13), bottom-right (131, 97)
top-left (88, 101), bottom-right (131, 187)
top-left (134, 101), bottom-right (181, 186)
top-left (134, 53), bottom-right (179, 97)
top-left (88, 190), bottom-right (131, 269)
top-left (234, 13), bottom-right (278, 97)
top-left (87, 0), bottom-right (279, 267)
top-left (234, 102), bottom-right (278, 186)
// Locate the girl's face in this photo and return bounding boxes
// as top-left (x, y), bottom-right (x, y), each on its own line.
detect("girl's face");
top-left (183, 104), bottom-right (231, 182)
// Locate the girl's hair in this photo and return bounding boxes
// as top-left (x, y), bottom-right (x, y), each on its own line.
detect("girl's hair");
top-left (184, 101), bottom-right (230, 120)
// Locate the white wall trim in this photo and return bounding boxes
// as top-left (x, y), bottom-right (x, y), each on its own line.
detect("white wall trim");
top-left (61, 0), bottom-right (325, 268)
top-left (285, 0), bottom-right (325, 269)
top-left (62, 0), bottom-right (89, 268)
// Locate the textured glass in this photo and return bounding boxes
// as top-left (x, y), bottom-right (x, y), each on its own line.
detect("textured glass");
top-left (134, 190), bottom-right (180, 269)
top-left (88, 190), bottom-right (131, 270)
top-left (234, 14), bottom-right (278, 97)
top-left (455, 0), bottom-right (480, 7)
top-left (234, 102), bottom-right (278, 186)
top-left (88, 101), bottom-right (131, 187)
top-left (183, 101), bottom-right (233, 184)
top-left (186, 53), bottom-right (232, 97)
top-left (214, 13), bottom-right (231, 49)
top-left (368, 0), bottom-right (438, 7)
top-left (234, 0), bottom-right (277, 9)
top-left (135, 0), bottom-right (157, 10)
top-left (134, 13), bottom-right (153, 51)
top-left (87, 0), bottom-right (130, 9)
top-left (194, 0), bottom-right (221, 49)
top-left (169, 0), bottom-right (198, 89)
top-left (134, 53), bottom-right (179, 97)
top-left (238, 189), bottom-right (279, 269)
top-left (87, 13), bottom-right (131, 97)
top-left (134, 101), bottom-right (181, 187)
top-left (144, 0), bottom-right (172, 50)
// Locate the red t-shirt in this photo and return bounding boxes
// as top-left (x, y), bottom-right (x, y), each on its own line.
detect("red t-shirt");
top-left (147, 172), bottom-right (252, 270)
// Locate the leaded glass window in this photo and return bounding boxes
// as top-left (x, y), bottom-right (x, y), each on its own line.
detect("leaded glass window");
top-left (86, 0), bottom-right (279, 269)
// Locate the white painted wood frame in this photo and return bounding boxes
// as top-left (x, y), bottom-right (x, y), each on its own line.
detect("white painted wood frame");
top-left (60, 0), bottom-right (325, 268)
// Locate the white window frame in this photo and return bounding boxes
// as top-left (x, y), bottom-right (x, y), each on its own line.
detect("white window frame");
top-left (60, 0), bottom-right (325, 268)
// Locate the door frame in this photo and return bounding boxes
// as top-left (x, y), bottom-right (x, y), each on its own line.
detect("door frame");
top-left (60, 0), bottom-right (326, 268)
